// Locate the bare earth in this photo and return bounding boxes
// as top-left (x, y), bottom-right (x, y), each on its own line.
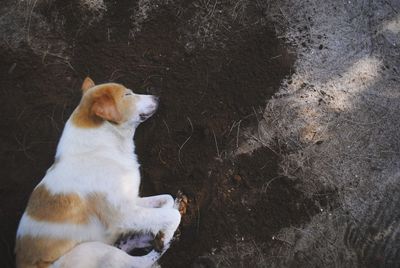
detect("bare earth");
top-left (0, 0), bottom-right (399, 267)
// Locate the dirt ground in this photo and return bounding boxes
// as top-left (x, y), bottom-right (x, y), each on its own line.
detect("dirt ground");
top-left (0, 0), bottom-right (301, 267)
top-left (1, 0), bottom-right (399, 267)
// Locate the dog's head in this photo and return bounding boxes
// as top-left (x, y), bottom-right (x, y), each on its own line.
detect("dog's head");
top-left (72, 77), bottom-right (159, 128)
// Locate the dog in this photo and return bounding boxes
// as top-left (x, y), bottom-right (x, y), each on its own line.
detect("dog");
top-left (15, 77), bottom-right (182, 268)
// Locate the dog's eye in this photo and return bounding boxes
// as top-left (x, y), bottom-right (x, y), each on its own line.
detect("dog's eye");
top-left (125, 93), bottom-right (133, 96)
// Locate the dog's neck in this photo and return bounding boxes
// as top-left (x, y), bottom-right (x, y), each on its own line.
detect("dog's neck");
top-left (55, 119), bottom-right (138, 161)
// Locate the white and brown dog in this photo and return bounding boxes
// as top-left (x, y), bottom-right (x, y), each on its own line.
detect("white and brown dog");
top-left (15, 78), bottom-right (182, 268)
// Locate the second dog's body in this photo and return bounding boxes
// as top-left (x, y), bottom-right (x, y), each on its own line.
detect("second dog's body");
top-left (15, 78), bottom-right (181, 268)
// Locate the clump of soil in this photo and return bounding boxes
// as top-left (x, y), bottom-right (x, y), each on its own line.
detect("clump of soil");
top-left (0, 0), bottom-right (330, 267)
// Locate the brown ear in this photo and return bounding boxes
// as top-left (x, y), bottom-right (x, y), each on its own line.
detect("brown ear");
top-left (82, 77), bottom-right (95, 93)
top-left (91, 93), bottom-right (123, 123)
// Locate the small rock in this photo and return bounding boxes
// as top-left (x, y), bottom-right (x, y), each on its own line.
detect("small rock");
top-left (233, 174), bottom-right (242, 183)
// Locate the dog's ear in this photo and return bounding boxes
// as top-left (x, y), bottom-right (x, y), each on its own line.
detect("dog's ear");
top-left (82, 77), bottom-right (95, 93)
top-left (91, 93), bottom-right (123, 123)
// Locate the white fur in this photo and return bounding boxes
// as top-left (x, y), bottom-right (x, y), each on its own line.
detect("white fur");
top-left (17, 214), bottom-right (107, 242)
top-left (53, 242), bottom-right (161, 268)
top-left (16, 92), bottom-right (181, 268)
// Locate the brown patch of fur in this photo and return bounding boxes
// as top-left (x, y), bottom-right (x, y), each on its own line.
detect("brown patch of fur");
top-left (26, 185), bottom-right (121, 227)
top-left (91, 92), bottom-right (123, 123)
top-left (19, 190), bottom-right (122, 267)
top-left (87, 192), bottom-right (121, 228)
top-left (26, 185), bottom-right (89, 224)
top-left (15, 236), bottom-right (76, 268)
top-left (71, 83), bottom-right (136, 128)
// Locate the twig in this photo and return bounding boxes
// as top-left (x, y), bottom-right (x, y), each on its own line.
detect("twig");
top-left (196, 204), bottom-right (201, 234)
top-left (271, 235), bottom-right (293, 246)
top-left (385, 0), bottom-right (398, 14)
top-left (158, 150), bottom-right (167, 165)
top-left (246, 133), bottom-right (280, 156)
top-left (236, 120), bottom-right (241, 148)
top-left (212, 128), bottom-right (221, 158)
top-left (251, 239), bottom-right (266, 264)
top-left (270, 54), bottom-right (282, 60)
top-left (207, 0), bottom-right (218, 18)
top-left (109, 69), bottom-right (123, 81)
top-left (26, 0), bottom-right (39, 44)
top-left (14, 135), bottom-right (33, 160)
top-left (162, 119), bottom-right (170, 135)
top-left (178, 117), bottom-right (194, 165)
top-left (262, 176), bottom-right (282, 193)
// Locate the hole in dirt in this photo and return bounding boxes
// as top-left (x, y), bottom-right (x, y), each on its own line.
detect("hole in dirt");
top-left (0, 1), bottom-right (336, 267)
top-left (160, 147), bottom-right (326, 267)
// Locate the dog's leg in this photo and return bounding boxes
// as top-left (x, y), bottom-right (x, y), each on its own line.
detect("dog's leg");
top-left (136, 192), bottom-right (189, 250)
top-left (137, 195), bottom-right (174, 208)
top-left (119, 206), bottom-right (181, 253)
top-left (138, 192), bottom-right (188, 213)
top-left (52, 242), bottom-right (160, 268)
top-left (122, 194), bottom-right (188, 253)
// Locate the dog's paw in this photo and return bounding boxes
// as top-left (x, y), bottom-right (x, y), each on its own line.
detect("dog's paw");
top-left (174, 190), bottom-right (189, 216)
top-left (152, 231), bottom-right (165, 253)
